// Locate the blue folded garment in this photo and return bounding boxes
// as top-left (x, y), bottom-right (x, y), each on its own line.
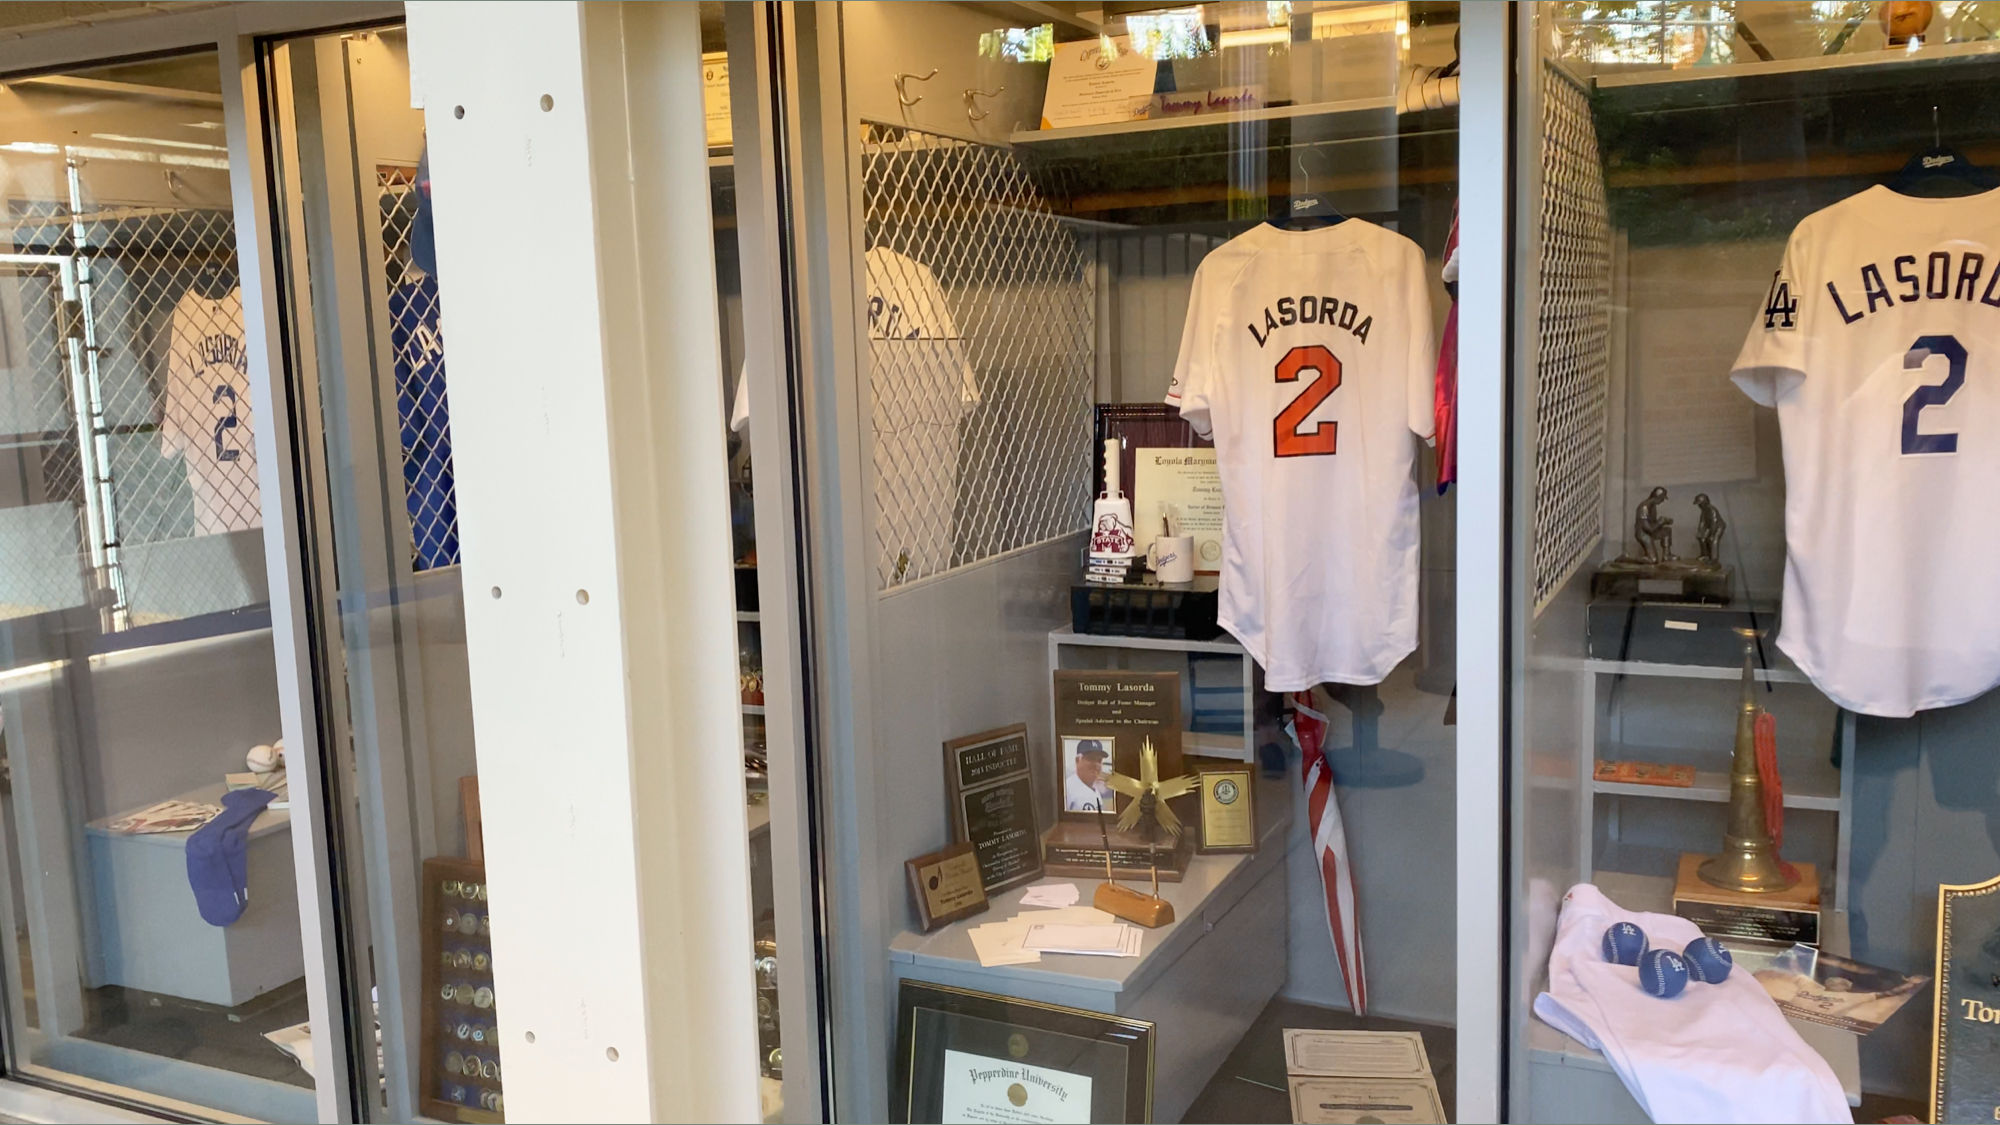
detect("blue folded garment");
top-left (185, 787), bottom-right (276, 926)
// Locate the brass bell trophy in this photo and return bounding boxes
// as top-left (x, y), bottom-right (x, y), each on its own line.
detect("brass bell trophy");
top-left (1696, 628), bottom-right (1798, 894)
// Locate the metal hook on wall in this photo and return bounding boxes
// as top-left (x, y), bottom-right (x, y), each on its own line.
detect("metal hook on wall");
top-left (963, 85), bottom-right (1006, 122)
top-left (894, 69), bottom-right (938, 108)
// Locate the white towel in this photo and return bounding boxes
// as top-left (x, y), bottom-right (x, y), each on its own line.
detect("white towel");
top-left (1534, 883), bottom-right (1852, 1124)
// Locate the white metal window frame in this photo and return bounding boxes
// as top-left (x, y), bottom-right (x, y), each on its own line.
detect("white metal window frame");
top-left (404, 3), bottom-right (771, 1121)
top-left (0, 5), bottom-right (395, 1123)
top-left (1456, 6), bottom-right (1513, 1123)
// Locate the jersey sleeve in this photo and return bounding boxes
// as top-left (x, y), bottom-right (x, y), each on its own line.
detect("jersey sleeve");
top-left (1406, 240), bottom-right (1439, 442)
top-left (1167, 258), bottom-right (1218, 439)
top-left (1730, 227), bottom-right (1810, 406)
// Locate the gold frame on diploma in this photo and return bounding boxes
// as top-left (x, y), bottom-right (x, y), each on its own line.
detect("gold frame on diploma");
top-left (893, 982), bottom-right (1154, 1124)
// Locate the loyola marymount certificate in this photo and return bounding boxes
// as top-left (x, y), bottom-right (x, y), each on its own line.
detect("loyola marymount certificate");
top-left (1039, 37), bottom-right (1156, 130)
top-left (940, 1049), bottom-right (1092, 1124)
top-left (1133, 447), bottom-right (1223, 573)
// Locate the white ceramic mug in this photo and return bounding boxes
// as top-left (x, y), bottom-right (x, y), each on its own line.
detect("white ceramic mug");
top-left (1148, 535), bottom-right (1196, 583)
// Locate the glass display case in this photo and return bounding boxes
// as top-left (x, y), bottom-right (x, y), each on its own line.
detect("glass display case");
top-left (1506, 3), bottom-right (2000, 1120)
top-left (738, 3), bottom-right (1469, 1121)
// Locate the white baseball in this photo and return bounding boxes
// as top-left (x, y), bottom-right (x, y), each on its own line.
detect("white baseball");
top-left (247, 744), bottom-right (280, 773)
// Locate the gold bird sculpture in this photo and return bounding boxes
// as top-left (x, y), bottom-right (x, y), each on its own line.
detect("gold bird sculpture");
top-left (1104, 737), bottom-right (1200, 840)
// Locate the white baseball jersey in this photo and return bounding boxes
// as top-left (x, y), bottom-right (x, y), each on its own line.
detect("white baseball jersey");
top-left (161, 287), bottom-right (261, 536)
top-left (1732, 185), bottom-right (2000, 718)
top-left (1167, 220), bottom-right (1435, 691)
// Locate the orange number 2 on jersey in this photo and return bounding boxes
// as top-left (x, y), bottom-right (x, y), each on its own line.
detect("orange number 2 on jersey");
top-left (1273, 344), bottom-right (1342, 458)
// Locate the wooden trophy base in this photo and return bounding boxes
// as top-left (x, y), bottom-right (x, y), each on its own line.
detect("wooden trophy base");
top-left (1043, 821), bottom-right (1189, 882)
top-left (1672, 853), bottom-right (1822, 946)
top-left (1094, 881), bottom-right (1174, 928)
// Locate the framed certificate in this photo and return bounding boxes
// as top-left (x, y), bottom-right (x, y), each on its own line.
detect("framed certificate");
top-left (1038, 36), bottom-right (1157, 131)
top-left (894, 982), bottom-right (1154, 1124)
top-left (1094, 405), bottom-right (1218, 575)
top-left (1131, 447), bottom-right (1222, 576)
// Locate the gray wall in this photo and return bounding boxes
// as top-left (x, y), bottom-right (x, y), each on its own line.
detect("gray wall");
top-left (79, 629), bottom-right (283, 819)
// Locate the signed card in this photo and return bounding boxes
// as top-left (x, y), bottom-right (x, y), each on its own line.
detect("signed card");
top-left (1287, 1077), bottom-right (1444, 1125)
top-left (1282, 1029), bottom-right (1432, 1080)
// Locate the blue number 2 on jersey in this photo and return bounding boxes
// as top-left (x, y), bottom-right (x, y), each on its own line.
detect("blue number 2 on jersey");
top-left (1901, 334), bottom-right (1967, 456)
top-left (212, 384), bottom-right (241, 463)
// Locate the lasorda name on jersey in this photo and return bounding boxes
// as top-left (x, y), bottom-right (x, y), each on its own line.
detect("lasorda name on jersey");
top-left (1246, 293), bottom-right (1373, 347)
top-left (1822, 248), bottom-right (2000, 326)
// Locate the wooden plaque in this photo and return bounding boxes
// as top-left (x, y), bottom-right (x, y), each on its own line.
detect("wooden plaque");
top-left (1196, 767), bottom-right (1257, 854)
top-left (944, 725), bottom-right (1043, 894)
top-left (460, 776), bottom-right (484, 862)
top-left (420, 856), bottom-right (503, 1123)
top-left (1934, 872), bottom-right (2000, 1123)
top-left (1051, 670), bottom-right (1186, 826)
top-left (907, 842), bottom-right (990, 932)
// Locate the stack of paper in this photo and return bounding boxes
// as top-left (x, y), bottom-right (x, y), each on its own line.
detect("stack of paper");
top-left (1019, 882), bottom-right (1080, 909)
top-left (1022, 921), bottom-right (1142, 958)
top-left (967, 921), bottom-right (1040, 967)
top-left (1282, 1029), bottom-right (1443, 1125)
top-left (106, 799), bottom-right (222, 835)
top-left (965, 906), bottom-right (1130, 968)
top-left (264, 1021), bottom-right (315, 1073)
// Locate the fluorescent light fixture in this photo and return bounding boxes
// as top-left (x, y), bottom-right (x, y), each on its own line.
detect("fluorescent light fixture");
top-left (0, 139), bottom-right (225, 169)
top-left (1310, 1), bottom-right (1403, 38)
top-left (1219, 25), bottom-right (1291, 47)
top-left (91, 133), bottom-right (227, 153)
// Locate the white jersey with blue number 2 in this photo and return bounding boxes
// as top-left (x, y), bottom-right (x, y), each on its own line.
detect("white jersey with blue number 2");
top-left (1732, 185), bottom-right (2000, 717)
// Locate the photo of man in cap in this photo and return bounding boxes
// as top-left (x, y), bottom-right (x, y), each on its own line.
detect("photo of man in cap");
top-left (1062, 737), bottom-right (1118, 812)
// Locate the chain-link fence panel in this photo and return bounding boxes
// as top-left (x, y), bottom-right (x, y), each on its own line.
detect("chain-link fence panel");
top-left (0, 249), bottom-right (87, 622)
top-left (860, 124), bottom-right (1096, 590)
top-left (1530, 63), bottom-right (1613, 614)
top-left (0, 197), bottom-right (260, 628)
top-left (377, 174), bottom-right (460, 572)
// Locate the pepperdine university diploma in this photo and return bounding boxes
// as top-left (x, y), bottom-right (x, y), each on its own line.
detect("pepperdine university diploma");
top-left (939, 1049), bottom-right (1093, 1124)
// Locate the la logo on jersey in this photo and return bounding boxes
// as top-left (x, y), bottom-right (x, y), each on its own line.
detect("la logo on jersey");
top-left (1763, 271), bottom-right (1798, 331)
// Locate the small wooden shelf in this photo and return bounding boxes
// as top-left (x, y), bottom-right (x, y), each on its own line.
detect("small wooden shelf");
top-left (1592, 764), bottom-right (1842, 812)
top-left (1550, 655), bottom-right (1812, 685)
top-left (1012, 94), bottom-right (1399, 148)
top-left (1049, 624), bottom-right (1243, 655)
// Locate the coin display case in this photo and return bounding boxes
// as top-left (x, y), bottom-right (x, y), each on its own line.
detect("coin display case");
top-left (421, 856), bottom-right (503, 1122)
